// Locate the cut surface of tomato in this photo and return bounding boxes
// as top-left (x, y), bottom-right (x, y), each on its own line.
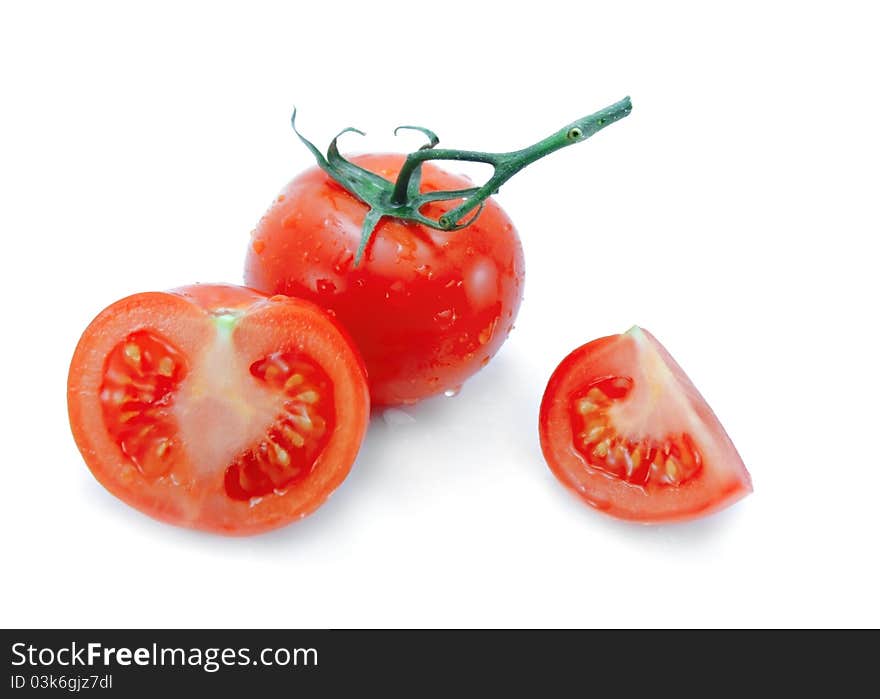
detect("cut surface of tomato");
top-left (68, 284), bottom-right (369, 535)
top-left (539, 327), bottom-right (751, 523)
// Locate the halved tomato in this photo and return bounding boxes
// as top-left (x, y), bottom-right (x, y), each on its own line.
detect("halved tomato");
top-left (539, 327), bottom-right (751, 523)
top-left (67, 284), bottom-right (369, 535)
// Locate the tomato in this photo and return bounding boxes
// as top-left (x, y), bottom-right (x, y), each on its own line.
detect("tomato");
top-left (67, 284), bottom-right (369, 535)
top-left (539, 327), bottom-right (751, 523)
top-left (244, 154), bottom-right (525, 406)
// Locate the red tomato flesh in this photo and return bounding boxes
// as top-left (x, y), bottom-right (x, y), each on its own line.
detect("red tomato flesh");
top-left (539, 327), bottom-right (751, 523)
top-left (244, 154), bottom-right (525, 406)
top-left (68, 284), bottom-right (369, 535)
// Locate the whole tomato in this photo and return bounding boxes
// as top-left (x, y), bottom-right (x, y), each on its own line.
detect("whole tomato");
top-left (245, 154), bottom-right (524, 406)
top-left (245, 98), bottom-right (631, 405)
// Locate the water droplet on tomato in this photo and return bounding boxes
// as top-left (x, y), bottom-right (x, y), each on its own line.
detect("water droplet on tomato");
top-left (433, 309), bottom-right (457, 329)
top-left (444, 386), bottom-right (462, 398)
top-left (478, 317), bottom-right (499, 345)
top-left (316, 279), bottom-right (336, 295)
top-left (333, 251), bottom-right (354, 274)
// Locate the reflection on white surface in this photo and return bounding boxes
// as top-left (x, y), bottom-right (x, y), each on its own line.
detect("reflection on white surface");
top-left (381, 408), bottom-right (417, 427)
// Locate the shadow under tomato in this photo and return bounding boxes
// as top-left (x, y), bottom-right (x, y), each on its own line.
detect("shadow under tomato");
top-left (543, 471), bottom-right (753, 550)
top-left (75, 345), bottom-right (750, 553)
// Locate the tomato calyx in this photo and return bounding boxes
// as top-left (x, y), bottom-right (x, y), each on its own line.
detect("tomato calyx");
top-left (290, 96), bottom-right (632, 263)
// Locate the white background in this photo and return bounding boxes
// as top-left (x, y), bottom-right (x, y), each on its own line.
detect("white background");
top-left (1, 1), bottom-right (878, 628)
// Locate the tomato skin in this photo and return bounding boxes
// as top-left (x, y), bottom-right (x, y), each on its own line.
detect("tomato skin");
top-left (539, 328), bottom-right (752, 523)
top-left (68, 284), bottom-right (369, 535)
top-left (245, 154), bottom-right (525, 406)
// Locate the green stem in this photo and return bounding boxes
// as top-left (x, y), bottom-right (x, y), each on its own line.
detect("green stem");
top-left (390, 96), bottom-right (632, 226)
top-left (390, 150), bottom-right (497, 208)
top-left (291, 96), bottom-right (632, 263)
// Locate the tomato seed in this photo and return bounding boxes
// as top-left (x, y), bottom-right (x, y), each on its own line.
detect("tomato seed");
top-left (284, 374), bottom-right (304, 391)
top-left (124, 343), bottom-right (141, 364)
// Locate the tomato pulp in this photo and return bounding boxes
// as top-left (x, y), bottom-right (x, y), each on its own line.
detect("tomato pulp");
top-left (539, 327), bottom-right (751, 523)
top-left (68, 284), bottom-right (369, 535)
top-left (245, 154), bottom-right (525, 406)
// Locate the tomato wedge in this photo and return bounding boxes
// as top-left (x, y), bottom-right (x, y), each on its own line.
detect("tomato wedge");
top-left (539, 327), bottom-right (751, 523)
top-left (68, 284), bottom-right (369, 535)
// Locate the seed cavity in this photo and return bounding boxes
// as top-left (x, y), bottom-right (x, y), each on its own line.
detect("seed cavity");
top-left (99, 330), bottom-right (187, 480)
top-left (224, 351), bottom-right (335, 501)
top-left (568, 374), bottom-right (703, 488)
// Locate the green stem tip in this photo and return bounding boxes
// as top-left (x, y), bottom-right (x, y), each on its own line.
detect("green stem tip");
top-left (291, 96), bottom-right (632, 265)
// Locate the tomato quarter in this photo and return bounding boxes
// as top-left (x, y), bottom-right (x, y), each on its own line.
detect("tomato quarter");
top-left (68, 284), bottom-right (369, 535)
top-left (539, 327), bottom-right (751, 523)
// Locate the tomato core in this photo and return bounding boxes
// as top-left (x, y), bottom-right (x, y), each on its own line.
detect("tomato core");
top-left (569, 374), bottom-right (704, 488)
top-left (99, 330), bottom-right (188, 479)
